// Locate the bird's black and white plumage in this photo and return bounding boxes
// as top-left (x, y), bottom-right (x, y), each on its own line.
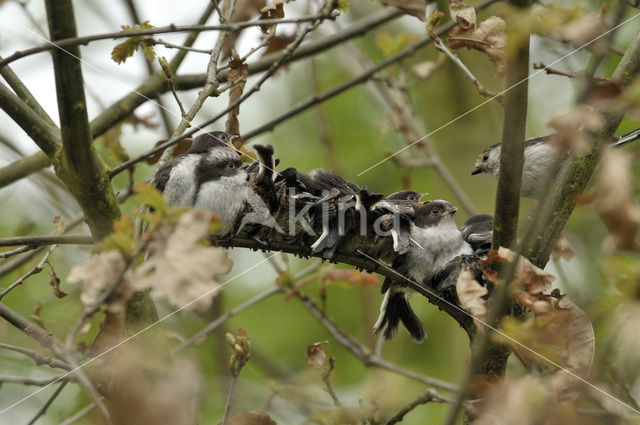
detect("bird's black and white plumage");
top-left (460, 214), bottom-right (493, 255)
top-left (471, 127), bottom-right (640, 198)
top-left (370, 190), bottom-right (424, 260)
top-left (374, 200), bottom-right (473, 342)
top-left (152, 131), bottom-right (248, 236)
top-left (276, 168), bottom-right (381, 258)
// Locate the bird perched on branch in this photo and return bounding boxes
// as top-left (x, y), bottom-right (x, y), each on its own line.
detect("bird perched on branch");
top-left (471, 127), bottom-right (640, 198)
top-left (276, 168), bottom-right (382, 258)
top-left (152, 131), bottom-right (248, 236)
top-left (374, 200), bottom-right (473, 342)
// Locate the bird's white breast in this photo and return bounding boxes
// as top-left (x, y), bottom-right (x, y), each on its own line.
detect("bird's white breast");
top-left (195, 172), bottom-right (249, 235)
top-left (406, 220), bottom-right (472, 283)
top-left (162, 155), bottom-right (200, 207)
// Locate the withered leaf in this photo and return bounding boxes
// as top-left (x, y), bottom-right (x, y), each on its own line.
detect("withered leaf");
top-left (68, 250), bottom-right (131, 307)
top-left (53, 216), bottom-right (64, 235)
top-left (131, 210), bottom-right (232, 312)
top-left (449, 0), bottom-right (476, 30)
top-left (48, 265), bottom-right (67, 299)
top-left (320, 268), bottom-right (379, 287)
top-left (456, 267), bottom-right (487, 330)
top-left (548, 106), bottom-right (603, 154)
top-left (306, 340), bottom-right (329, 369)
top-left (553, 10), bottom-right (606, 46)
top-left (260, 0), bottom-right (290, 20)
top-left (448, 16), bottom-right (506, 75)
top-left (552, 233), bottom-right (574, 262)
top-left (262, 35), bottom-right (296, 56)
top-left (595, 148), bottom-right (640, 252)
top-left (226, 49), bottom-right (249, 140)
top-left (145, 138), bottom-right (192, 165)
top-left (379, 0), bottom-right (427, 21)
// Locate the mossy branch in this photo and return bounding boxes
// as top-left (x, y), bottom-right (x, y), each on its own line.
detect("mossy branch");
top-left (45, 0), bottom-right (120, 240)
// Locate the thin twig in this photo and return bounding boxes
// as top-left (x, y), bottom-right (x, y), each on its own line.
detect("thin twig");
top-left (221, 374), bottom-right (239, 425)
top-left (0, 343), bottom-right (71, 371)
top-left (148, 38), bottom-right (212, 54)
top-left (0, 245), bottom-right (57, 300)
top-left (0, 14), bottom-right (329, 68)
top-left (533, 62), bottom-right (611, 82)
top-left (173, 286), bottom-right (281, 355)
top-left (0, 374), bottom-right (70, 386)
top-left (322, 357), bottom-right (342, 407)
top-left (58, 404), bottom-right (95, 425)
top-left (383, 389), bottom-right (452, 425)
top-left (0, 245), bottom-right (35, 259)
top-left (432, 36), bottom-right (500, 100)
top-left (27, 381), bottom-right (68, 425)
top-left (0, 235), bottom-right (93, 248)
top-left (294, 292), bottom-right (458, 392)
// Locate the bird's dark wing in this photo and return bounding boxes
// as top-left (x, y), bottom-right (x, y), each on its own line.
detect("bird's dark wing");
top-left (524, 135), bottom-right (552, 147)
top-left (461, 214), bottom-right (493, 254)
top-left (152, 160), bottom-right (176, 193)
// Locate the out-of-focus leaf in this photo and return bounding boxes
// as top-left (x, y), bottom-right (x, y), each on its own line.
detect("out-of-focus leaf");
top-left (145, 139), bottom-right (192, 165)
top-left (226, 49), bottom-right (249, 139)
top-left (375, 32), bottom-right (419, 58)
top-left (448, 16), bottom-right (506, 75)
top-left (548, 106), bottom-right (603, 154)
top-left (262, 35), bottom-right (296, 56)
top-left (67, 250), bottom-right (131, 307)
top-left (111, 21), bottom-right (155, 64)
top-left (105, 346), bottom-right (200, 425)
top-left (306, 340), bottom-right (328, 369)
top-left (320, 267), bottom-right (379, 287)
top-left (456, 267), bottom-right (487, 330)
top-left (260, 0), bottom-right (290, 20)
top-left (134, 182), bottom-right (168, 216)
top-left (379, 0), bottom-right (427, 21)
top-left (96, 126), bottom-right (130, 162)
top-left (595, 148), bottom-right (640, 252)
top-left (131, 210), bottom-right (232, 312)
top-left (101, 215), bottom-right (138, 257)
top-left (552, 233), bottom-right (574, 262)
top-left (228, 411), bottom-right (277, 425)
top-left (411, 58), bottom-right (444, 80)
top-left (449, 0), bottom-right (476, 29)
top-left (53, 215), bottom-right (64, 235)
top-left (552, 8), bottom-right (606, 46)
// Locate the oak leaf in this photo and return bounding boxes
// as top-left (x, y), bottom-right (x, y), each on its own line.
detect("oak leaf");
top-left (448, 16), bottom-right (506, 75)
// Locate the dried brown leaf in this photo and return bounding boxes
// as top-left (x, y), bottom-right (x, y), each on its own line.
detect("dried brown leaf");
top-left (548, 106), bottom-right (604, 154)
top-left (68, 250), bottom-right (131, 306)
top-left (131, 210), bottom-right (232, 312)
top-left (553, 11), bottom-right (606, 46)
top-left (320, 268), bottom-right (379, 287)
top-left (448, 16), bottom-right (506, 75)
top-left (411, 60), bottom-right (442, 80)
top-left (595, 148), bottom-right (640, 252)
top-left (48, 266), bottom-right (66, 299)
top-left (145, 138), bottom-right (192, 165)
top-left (105, 346), bottom-right (200, 425)
top-left (379, 0), bottom-right (427, 21)
top-left (306, 341), bottom-right (328, 369)
top-left (226, 49), bottom-right (249, 138)
top-left (260, 0), bottom-right (290, 20)
top-left (548, 295), bottom-right (595, 398)
top-left (456, 267), bottom-right (487, 330)
top-left (262, 35), bottom-right (296, 56)
top-left (552, 233), bottom-right (574, 262)
top-left (449, 0), bottom-right (476, 29)
top-left (53, 216), bottom-right (64, 235)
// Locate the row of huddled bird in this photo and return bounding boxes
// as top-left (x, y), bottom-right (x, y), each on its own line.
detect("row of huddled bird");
top-left (151, 127), bottom-right (640, 342)
top-left (151, 131), bottom-right (492, 342)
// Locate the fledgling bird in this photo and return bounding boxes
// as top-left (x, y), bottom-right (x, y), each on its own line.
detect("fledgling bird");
top-left (374, 200), bottom-right (473, 342)
top-left (152, 131), bottom-right (248, 236)
top-left (471, 127), bottom-right (640, 198)
top-left (460, 214), bottom-right (493, 255)
top-left (371, 190), bottom-right (425, 258)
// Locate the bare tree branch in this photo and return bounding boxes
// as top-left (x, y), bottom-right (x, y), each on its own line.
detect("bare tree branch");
top-left (384, 389), bottom-right (453, 425)
top-left (0, 245), bottom-right (57, 300)
top-left (0, 343), bottom-right (71, 370)
top-left (27, 381), bottom-right (68, 425)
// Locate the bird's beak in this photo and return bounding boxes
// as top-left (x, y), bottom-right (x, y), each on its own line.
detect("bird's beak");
top-left (471, 167), bottom-right (482, 176)
top-left (441, 207), bottom-right (457, 216)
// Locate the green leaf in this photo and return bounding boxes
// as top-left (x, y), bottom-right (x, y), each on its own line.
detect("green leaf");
top-left (111, 21), bottom-right (155, 64)
top-left (134, 182), bottom-right (167, 215)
